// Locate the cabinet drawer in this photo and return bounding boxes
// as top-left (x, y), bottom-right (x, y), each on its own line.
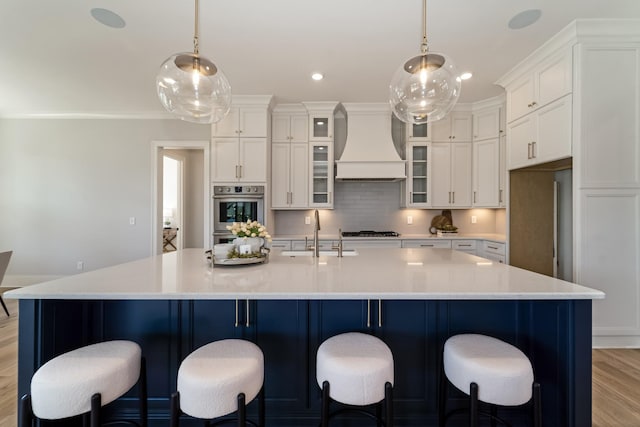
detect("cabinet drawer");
top-left (482, 241), bottom-right (506, 255)
top-left (453, 240), bottom-right (477, 250)
top-left (483, 252), bottom-right (506, 264)
top-left (402, 239), bottom-right (452, 249)
top-left (343, 240), bottom-right (402, 249)
top-left (269, 240), bottom-right (292, 250)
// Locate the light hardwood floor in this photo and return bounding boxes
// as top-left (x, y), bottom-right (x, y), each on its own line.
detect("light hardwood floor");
top-left (0, 293), bottom-right (639, 426)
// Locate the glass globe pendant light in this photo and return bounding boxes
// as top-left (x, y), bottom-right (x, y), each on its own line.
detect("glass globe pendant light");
top-left (156, 0), bottom-right (231, 124)
top-left (389, 0), bottom-right (461, 124)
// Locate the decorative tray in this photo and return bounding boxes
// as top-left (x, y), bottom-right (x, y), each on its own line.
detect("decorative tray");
top-left (213, 256), bottom-right (267, 266)
top-left (205, 248), bottom-right (270, 267)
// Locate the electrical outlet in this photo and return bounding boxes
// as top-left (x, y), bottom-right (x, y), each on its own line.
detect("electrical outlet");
top-left (471, 216), bottom-right (477, 224)
top-left (76, 261), bottom-right (84, 270)
top-left (407, 215), bottom-right (413, 225)
top-left (305, 216), bottom-right (311, 225)
top-left (129, 217), bottom-right (136, 225)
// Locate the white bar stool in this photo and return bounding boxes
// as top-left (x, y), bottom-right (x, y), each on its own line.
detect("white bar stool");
top-left (316, 332), bottom-right (394, 427)
top-left (20, 340), bottom-right (147, 427)
top-left (170, 339), bottom-right (265, 427)
top-left (439, 334), bottom-right (541, 427)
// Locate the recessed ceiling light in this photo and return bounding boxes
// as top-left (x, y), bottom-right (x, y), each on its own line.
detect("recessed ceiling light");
top-left (460, 72), bottom-right (473, 80)
top-left (508, 9), bottom-right (542, 30)
top-left (311, 73), bottom-right (324, 81)
top-left (91, 8), bottom-right (126, 28)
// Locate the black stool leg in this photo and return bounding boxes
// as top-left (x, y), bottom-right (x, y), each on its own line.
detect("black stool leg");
top-left (19, 394), bottom-right (32, 427)
top-left (170, 392), bottom-right (181, 427)
top-left (0, 295), bottom-right (9, 317)
top-left (140, 357), bottom-right (148, 427)
top-left (533, 382), bottom-right (542, 427)
top-left (385, 381), bottom-right (394, 427)
top-left (321, 381), bottom-right (330, 427)
top-left (438, 363), bottom-right (447, 427)
top-left (469, 383), bottom-right (479, 427)
top-left (490, 405), bottom-right (497, 427)
top-left (90, 393), bottom-right (102, 427)
top-left (376, 402), bottom-right (382, 427)
top-left (258, 386), bottom-right (265, 427)
top-left (237, 393), bottom-right (246, 427)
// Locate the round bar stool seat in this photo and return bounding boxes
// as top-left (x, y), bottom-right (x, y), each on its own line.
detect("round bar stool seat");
top-left (30, 340), bottom-right (143, 420)
top-left (177, 339), bottom-right (264, 420)
top-left (440, 334), bottom-right (540, 427)
top-left (444, 334), bottom-right (533, 406)
top-left (317, 332), bottom-right (394, 406)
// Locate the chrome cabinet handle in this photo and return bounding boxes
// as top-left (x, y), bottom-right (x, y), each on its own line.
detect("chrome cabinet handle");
top-left (245, 300), bottom-right (250, 327)
top-left (378, 300), bottom-right (383, 328)
top-left (420, 244), bottom-right (435, 247)
top-left (452, 192), bottom-right (455, 204)
top-left (367, 299), bottom-right (371, 328)
top-left (532, 141), bottom-right (537, 158)
top-left (235, 299), bottom-right (239, 327)
top-left (499, 189), bottom-right (503, 203)
top-left (488, 245), bottom-right (499, 250)
top-left (527, 143), bottom-right (532, 159)
top-left (473, 191), bottom-right (477, 203)
top-left (238, 165), bottom-right (242, 178)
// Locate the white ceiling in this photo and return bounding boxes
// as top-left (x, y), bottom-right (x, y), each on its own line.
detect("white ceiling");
top-left (2, 0), bottom-right (640, 116)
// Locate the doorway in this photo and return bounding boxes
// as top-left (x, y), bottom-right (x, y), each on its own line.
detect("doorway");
top-left (151, 141), bottom-right (210, 256)
top-left (162, 154), bottom-right (183, 252)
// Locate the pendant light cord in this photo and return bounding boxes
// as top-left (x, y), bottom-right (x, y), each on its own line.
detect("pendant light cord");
top-left (193, 0), bottom-right (200, 55)
top-left (420, 0), bottom-right (428, 54)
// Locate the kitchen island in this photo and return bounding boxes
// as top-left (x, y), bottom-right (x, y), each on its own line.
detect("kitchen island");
top-left (6, 248), bottom-right (604, 426)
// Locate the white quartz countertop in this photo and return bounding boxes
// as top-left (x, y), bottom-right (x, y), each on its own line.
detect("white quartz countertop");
top-left (5, 248), bottom-right (604, 301)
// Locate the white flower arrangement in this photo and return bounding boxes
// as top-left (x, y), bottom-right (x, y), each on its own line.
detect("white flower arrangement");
top-left (226, 220), bottom-right (272, 241)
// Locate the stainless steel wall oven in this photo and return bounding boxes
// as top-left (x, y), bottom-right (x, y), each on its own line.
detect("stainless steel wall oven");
top-left (213, 185), bottom-right (265, 244)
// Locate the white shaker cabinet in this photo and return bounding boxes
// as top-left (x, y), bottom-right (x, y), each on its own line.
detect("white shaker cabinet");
top-left (431, 142), bottom-right (472, 208)
top-left (507, 94), bottom-right (572, 170)
top-left (431, 112), bottom-right (473, 142)
top-left (211, 138), bottom-right (267, 183)
top-left (214, 107), bottom-right (269, 138)
top-left (272, 113), bottom-right (308, 143)
top-left (309, 143), bottom-right (334, 208)
top-left (472, 107), bottom-right (501, 141)
top-left (506, 48), bottom-right (572, 123)
top-left (271, 108), bottom-right (310, 209)
top-left (472, 138), bottom-right (500, 207)
top-left (271, 142), bottom-right (308, 209)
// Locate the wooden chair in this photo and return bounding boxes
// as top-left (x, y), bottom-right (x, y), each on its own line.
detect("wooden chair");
top-left (0, 250), bottom-right (12, 317)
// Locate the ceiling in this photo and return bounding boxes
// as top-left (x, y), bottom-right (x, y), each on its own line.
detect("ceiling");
top-left (2, 0), bottom-right (640, 116)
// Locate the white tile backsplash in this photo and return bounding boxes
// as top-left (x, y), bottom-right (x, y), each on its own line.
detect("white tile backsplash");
top-left (273, 181), bottom-right (505, 236)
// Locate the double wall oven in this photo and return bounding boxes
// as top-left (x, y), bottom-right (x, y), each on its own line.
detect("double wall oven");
top-left (213, 185), bottom-right (265, 244)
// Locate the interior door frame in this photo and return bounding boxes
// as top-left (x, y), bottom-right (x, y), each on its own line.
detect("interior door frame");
top-left (151, 140), bottom-right (210, 256)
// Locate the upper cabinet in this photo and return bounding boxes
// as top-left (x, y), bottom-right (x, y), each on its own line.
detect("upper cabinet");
top-left (472, 107), bottom-right (501, 141)
top-left (406, 122), bottom-right (431, 142)
top-left (431, 111), bottom-right (473, 142)
top-left (211, 96), bottom-right (273, 183)
top-left (303, 102), bottom-right (339, 142)
top-left (272, 113), bottom-right (308, 143)
top-left (271, 107), bottom-right (309, 209)
top-left (404, 142), bottom-right (431, 207)
top-left (506, 47), bottom-right (572, 123)
top-left (507, 94), bottom-right (572, 170)
top-left (214, 106), bottom-right (269, 138)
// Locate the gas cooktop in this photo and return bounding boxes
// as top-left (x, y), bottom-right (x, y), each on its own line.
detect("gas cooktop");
top-left (341, 230), bottom-right (400, 237)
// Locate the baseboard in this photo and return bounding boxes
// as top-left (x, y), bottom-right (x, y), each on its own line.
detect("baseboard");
top-left (592, 335), bottom-right (640, 348)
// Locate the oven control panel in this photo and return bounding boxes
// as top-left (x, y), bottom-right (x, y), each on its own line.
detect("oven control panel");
top-left (214, 185), bottom-right (264, 195)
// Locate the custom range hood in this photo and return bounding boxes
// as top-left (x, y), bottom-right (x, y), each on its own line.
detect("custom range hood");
top-left (335, 103), bottom-right (406, 181)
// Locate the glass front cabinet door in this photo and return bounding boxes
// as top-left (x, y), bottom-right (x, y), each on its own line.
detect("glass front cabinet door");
top-left (309, 114), bottom-right (333, 141)
top-left (407, 143), bottom-right (431, 207)
top-left (309, 143), bottom-right (333, 208)
top-left (407, 122), bottom-right (430, 141)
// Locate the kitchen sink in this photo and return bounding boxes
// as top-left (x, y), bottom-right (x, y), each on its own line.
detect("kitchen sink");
top-left (280, 250), bottom-right (358, 257)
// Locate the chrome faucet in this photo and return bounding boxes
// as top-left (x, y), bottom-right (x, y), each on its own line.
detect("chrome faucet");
top-left (332, 228), bottom-right (343, 257)
top-left (313, 209), bottom-right (321, 257)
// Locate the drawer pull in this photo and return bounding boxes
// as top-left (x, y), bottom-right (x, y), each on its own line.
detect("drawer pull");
top-left (421, 244), bottom-right (435, 247)
top-left (458, 244), bottom-right (471, 247)
top-left (488, 245), bottom-right (499, 250)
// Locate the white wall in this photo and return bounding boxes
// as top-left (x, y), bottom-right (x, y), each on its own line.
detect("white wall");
top-left (0, 118), bottom-right (209, 282)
